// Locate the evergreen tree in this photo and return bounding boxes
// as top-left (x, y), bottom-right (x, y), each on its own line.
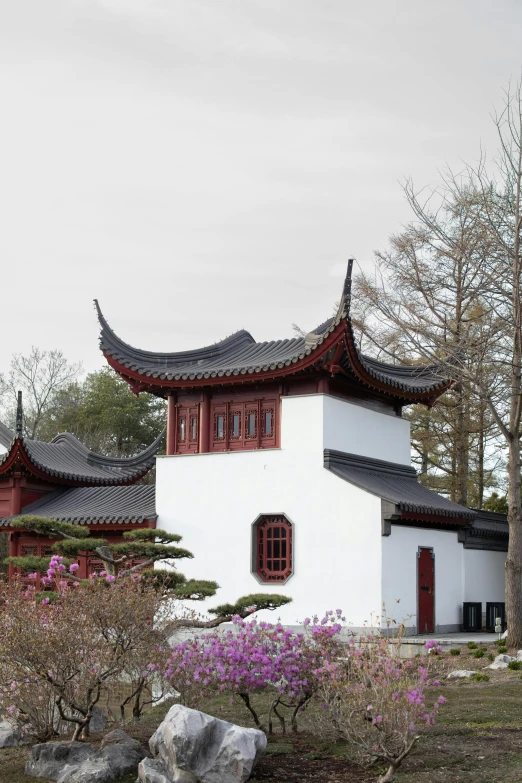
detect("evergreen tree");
top-left (37, 368), bottom-right (166, 456)
top-left (6, 515), bottom-right (291, 626)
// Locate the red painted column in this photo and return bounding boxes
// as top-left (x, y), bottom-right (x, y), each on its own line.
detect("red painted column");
top-left (11, 476), bottom-right (22, 516)
top-left (317, 377), bottom-right (329, 394)
top-left (199, 392), bottom-right (211, 453)
top-left (166, 394), bottom-right (177, 455)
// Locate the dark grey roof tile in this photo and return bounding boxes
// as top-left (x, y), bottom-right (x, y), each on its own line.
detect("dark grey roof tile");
top-left (324, 449), bottom-right (476, 520)
top-left (0, 421), bottom-right (14, 449)
top-left (0, 428), bottom-right (164, 485)
top-left (2, 485), bottom-right (156, 526)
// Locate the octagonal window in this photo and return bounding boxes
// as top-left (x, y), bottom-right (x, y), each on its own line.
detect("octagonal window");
top-left (253, 514), bottom-right (293, 583)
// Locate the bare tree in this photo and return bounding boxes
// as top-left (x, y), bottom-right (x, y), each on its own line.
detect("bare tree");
top-left (3, 348), bottom-right (82, 439)
top-left (355, 82), bottom-right (522, 644)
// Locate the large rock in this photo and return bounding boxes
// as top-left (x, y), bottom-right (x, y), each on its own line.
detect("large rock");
top-left (0, 719), bottom-right (24, 748)
top-left (488, 653), bottom-right (515, 670)
top-left (139, 758), bottom-right (189, 783)
top-left (101, 728), bottom-right (145, 753)
top-left (447, 670), bottom-right (475, 679)
top-left (138, 704), bottom-right (266, 783)
top-left (56, 744), bottom-right (146, 783)
top-left (25, 742), bottom-right (96, 779)
top-left (89, 707), bottom-right (108, 732)
top-left (26, 733), bottom-right (147, 782)
top-left (56, 757), bottom-right (112, 783)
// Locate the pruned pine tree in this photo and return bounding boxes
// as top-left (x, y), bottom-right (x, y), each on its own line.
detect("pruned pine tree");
top-left (352, 82), bottom-right (522, 645)
top-left (6, 515), bottom-right (291, 627)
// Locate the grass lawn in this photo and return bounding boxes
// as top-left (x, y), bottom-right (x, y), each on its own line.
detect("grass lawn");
top-left (4, 647), bottom-right (522, 783)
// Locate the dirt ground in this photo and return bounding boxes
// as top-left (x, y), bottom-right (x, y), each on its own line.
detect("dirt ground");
top-left (3, 640), bottom-right (522, 783)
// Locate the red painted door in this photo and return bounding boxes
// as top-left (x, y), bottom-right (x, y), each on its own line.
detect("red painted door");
top-left (417, 548), bottom-right (435, 633)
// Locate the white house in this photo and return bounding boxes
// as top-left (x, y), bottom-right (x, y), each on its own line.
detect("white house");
top-left (96, 262), bottom-right (508, 634)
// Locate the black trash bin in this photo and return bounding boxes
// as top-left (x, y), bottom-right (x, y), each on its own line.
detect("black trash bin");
top-left (462, 602), bottom-right (482, 632)
top-left (486, 602), bottom-right (506, 632)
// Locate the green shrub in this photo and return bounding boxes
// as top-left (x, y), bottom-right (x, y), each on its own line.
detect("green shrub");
top-left (480, 647), bottom-right (488, 652)
top-left (472, 673), bottom-right (490, 682)
top-left (467, 642), bottom-right (478, 650)
top-left (450, 648), bottom-right (461, 656)
top-left (488, 653), bottom-right (495, 661)
top-left (498, 646), bottom-right (508, 654)
top-left (508, 661), bottom-right (522, 671)
top-left (496, 638), bottom-right (507, 646)
top-left (473, 649), bottom-right (485, 658)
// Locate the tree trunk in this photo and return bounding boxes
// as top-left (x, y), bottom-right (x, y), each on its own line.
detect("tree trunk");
top-left (97, 546), bottom-right (116, 576)
top-left (377, 764), bottom-right (397, 783)
top-left (506, 437), bottom-right (522, 646)
top-left (477, 402), bottom-right (485, 509)
top-left (455, 383), bottom-right (468, 506)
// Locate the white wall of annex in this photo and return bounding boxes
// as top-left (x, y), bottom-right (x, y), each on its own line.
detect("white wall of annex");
top-left (156, 394), bottom-right (383, 627)
top-left (381, 526), bottom-right (464, 631)
top-left (321, 395), bottom-right (411, 466)
top-left (463, 549), bottom-right (506, 604)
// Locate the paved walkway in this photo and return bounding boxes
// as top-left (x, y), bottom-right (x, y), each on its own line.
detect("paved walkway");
top-left (403, 632), bottom-right (502, 645)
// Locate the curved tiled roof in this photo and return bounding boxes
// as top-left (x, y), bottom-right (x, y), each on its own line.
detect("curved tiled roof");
top-left (0, 421), bottom-right (14, 449)
top-left (95, 263), bottom-right (448, 398)
top-left (0, 425), bottom-right (164, 485)
top-left (324, 449), bottom-right (476, 521)
top-left (468, 509), bottom-right (508, 538)
top-left (2, 485), bottom-right (156, 526)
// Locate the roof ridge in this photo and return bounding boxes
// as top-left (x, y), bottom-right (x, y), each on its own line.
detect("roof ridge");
top-left (324, 449), bottom-right (417, 478)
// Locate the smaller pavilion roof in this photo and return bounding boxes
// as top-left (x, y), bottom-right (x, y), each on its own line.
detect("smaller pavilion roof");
top-left (2, 485), bottom-right (156, 526)
top-left (324, 449), bottom-right (477, 521)
top-left (0, 422), bottom-right (164, 486)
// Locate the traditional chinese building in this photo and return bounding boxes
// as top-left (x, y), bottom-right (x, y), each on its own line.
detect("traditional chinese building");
top-left (92, 261), bottom-right (506, 633)
top-left (0, 395), bottom-right (161, 584)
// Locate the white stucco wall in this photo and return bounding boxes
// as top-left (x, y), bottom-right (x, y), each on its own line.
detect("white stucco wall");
top-left (381, 525), bottom-right (464, 632)
top-left (463, 548), bottom-right (506, 604)
top-left (321, 394), bottom-right (411, 465)
top-left (156, 394), bottom-right (384, 627)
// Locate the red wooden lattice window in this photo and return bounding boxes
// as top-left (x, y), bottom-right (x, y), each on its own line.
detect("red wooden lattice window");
top-left (210, 398), bottom-right (278, 451)
top-left (254, 515), bottom-right (293, 583)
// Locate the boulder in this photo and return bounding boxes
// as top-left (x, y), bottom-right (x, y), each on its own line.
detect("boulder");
top-left (488, 653), bottom-right (515, 670)
top-left (0, 719), bottom-right (23, 749)
top-left (139, 758), bottom-right (185, 783)
top-left (100, 728), bottom-right (145, 753)
top-left (55, 744), bottom-right (146, 783)
top-left (26, 732), bottom-right (147, 782)
top-left (56, 757), bottom-right (112, 783)
top-left (101, 742), bottom-right (148, 774)
top-left (139, 704), bottom-right (266, 783)
top-left (89, 707), bottom-right (108, 732)
top-left (516, 650), bottom-right (522, 661)
top-left (25, 741), bottom-right (96, 779)
top-left (447, 670), bottom-right (475, 679)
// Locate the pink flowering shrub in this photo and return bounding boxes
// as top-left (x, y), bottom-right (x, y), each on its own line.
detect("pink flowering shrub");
top-left (424, 640), bottom-right (443, 655)
top-left (165, 612), bottom-right (344, 733)
top-left (317, 632), bottom-right (445, 783)
top-left (0, 573), bottom-right (167, 740)
top-left (0, 664), bottom-right (57, 742)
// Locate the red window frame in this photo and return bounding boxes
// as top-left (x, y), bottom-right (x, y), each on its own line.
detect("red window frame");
top-left (254, 515), bottom-right (293, 583)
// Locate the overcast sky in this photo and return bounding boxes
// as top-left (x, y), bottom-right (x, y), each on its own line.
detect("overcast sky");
top-left (1, 0), bottom-right (522, 377)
